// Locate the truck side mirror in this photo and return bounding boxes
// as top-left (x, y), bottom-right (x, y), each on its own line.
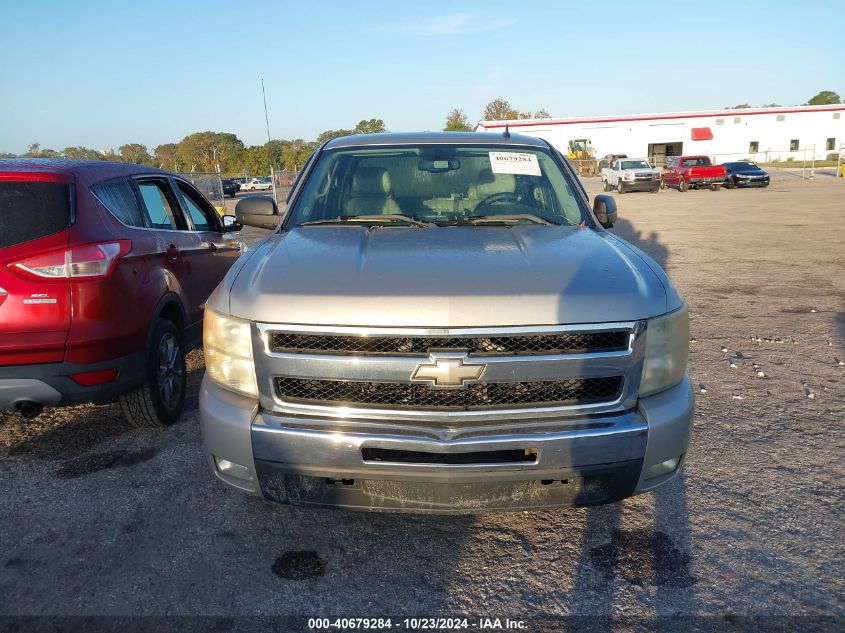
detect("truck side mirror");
top-left (593, 194), bottom-right (618, 229)
top-left (235, 195), bottom-right (281, 230)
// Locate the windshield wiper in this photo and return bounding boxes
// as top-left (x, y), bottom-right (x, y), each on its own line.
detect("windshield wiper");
top-left (298, 214), bottom-right (435, 228)
top-left (453, 214), bottom-right (557, 226)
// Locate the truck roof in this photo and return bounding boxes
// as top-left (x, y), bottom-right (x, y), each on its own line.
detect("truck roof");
top-left (324, 131), bottom-right (549, 149)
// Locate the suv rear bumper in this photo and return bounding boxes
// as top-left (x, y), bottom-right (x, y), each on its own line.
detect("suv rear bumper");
top-left (0, 351), bottom-right (146, 410)
top-left (200, 374), bottom-right (694, 513)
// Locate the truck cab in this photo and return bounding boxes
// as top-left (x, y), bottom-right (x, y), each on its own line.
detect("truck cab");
top-left (662, 156), bottom-right (726, 191)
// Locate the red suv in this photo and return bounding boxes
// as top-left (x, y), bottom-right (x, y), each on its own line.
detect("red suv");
top-left (0, 159), bottom-right (243, 426)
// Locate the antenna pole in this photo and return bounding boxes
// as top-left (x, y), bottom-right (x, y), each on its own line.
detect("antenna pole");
top-left (261, 78), bottom-right (279, 204)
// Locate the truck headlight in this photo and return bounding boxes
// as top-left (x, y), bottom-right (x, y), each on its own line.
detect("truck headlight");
top-left (204, 308), bottom-right (258, 398)
top-left (640, 305), bottom-right (689, 397)
top-left (623, 173), bottom-right (635, 180)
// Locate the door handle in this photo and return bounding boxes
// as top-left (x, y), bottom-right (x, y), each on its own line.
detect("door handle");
top-left (208, 243), bottom-right (218, 253)
top-left (167, 245), bottom-right (179, 260)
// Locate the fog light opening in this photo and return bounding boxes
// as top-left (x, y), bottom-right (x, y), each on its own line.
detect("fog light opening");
top-left (214, 456), bottom-right (253, 482)
top-left (326, 478), bottom-right (356, 487)
top-left (643, 455), bottom-right (681, 481)
top-left (540, 479), bottom-right (570, 487)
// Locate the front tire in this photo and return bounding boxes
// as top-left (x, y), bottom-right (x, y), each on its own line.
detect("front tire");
top-left (659, 177), bottom-right (665, 190)
top-left (602, 179), bottom-right (610, 192)
top-left (678, 177), bottom-right (687, 192)
top-left (120, 318), bottom-right (186, 428)
top-left (617, 181), bottom-right (625, 194)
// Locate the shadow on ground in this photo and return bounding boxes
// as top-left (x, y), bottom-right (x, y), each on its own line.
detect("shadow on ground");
top-left (0, 351), bottom-right (204, 461)
top-left (611, 216), bottom-right (670, 270)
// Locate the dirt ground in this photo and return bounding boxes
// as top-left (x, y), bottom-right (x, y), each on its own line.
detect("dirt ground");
top-left (0, 171), bottom-right (843, 629)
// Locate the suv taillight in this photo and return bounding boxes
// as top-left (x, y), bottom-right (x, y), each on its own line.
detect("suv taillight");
top-left (10, 241), bottom-right (131, 280)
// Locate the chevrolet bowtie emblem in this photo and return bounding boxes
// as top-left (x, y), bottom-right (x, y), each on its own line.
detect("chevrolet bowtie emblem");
top-left (411, 354), bottom-right (485, 389)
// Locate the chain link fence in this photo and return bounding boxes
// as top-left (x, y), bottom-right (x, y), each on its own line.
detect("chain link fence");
top-left (176, 172), bottom-right (225, 212)
top-left (271, 168), bottom-right (300, 202)
top-left (705, 148), bottom-right (839, 179)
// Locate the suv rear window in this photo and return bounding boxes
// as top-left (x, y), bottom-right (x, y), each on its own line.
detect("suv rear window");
top-left (0, 181), bottom-right (73, 249)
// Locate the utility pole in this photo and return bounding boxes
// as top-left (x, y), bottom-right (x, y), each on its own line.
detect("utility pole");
top-left (261, 78), bottom-right (279, 204)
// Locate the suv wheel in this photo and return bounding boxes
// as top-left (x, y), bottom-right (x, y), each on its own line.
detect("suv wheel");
top-left (678, 177), bottom-right (687, 192)
top-left (120, 318), bottom-right (186, 428)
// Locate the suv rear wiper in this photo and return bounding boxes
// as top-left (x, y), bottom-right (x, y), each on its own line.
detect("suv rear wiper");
top-left (454, 214), bottom-right (557, 226)
top-left (298, 214), bottom-right (435, 228)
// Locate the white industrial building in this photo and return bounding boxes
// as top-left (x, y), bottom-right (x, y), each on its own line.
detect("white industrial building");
top-left (476, 104), bottom-right (845, 165)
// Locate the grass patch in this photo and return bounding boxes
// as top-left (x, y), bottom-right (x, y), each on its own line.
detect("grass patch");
top-left (758, 160), bottom-right (839, 168)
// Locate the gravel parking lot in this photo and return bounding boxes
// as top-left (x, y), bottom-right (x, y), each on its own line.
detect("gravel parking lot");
top-left (1, 171), bottom-right (843, 628)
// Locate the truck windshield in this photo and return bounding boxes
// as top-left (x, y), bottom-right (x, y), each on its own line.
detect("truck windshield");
top-left (621, 161), bottom-right (650, 169)
top-left (287, 144), bottom-right (587, 227)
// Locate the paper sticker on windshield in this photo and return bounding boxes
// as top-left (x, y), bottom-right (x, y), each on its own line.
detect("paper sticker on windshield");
top-left (488, 152), bottom-right (541, 176)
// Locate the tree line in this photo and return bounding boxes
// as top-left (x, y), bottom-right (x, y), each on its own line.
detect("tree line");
top-left (443, 98), bottom-right (551, 132)
top-left (445, 91), bottom-right (840, 131)
top-left (5, 91), bottom-right (838, 171)
top-left (0, 99), bottom-right (547, 169)
top-left (2, 119), bottom-right (388, 177)
top-left (725, 90), bottom-right (841, 110)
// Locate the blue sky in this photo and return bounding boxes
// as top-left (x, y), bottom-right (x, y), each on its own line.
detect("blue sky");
top-left (1, 0), bottom-right (842, 153)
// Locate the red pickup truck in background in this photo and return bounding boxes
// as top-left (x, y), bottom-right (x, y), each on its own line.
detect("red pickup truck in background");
top-left (661, 156), bottom-right (726, 192)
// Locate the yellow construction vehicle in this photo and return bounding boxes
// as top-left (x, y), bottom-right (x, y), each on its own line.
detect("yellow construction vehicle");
top-left (566, 138), bottom-right (598, 177)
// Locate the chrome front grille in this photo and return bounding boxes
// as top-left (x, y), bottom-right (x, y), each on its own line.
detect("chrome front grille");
top-left (254, 322), bottom-right (646, 421)
top-left (275, 376), bottom-right (623, 411)
top-left (270, 330), bottom-right (629, 356)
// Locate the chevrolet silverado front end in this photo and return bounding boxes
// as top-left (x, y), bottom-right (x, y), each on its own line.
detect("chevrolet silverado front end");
top-left (199, 132), bottom-right (694, 513)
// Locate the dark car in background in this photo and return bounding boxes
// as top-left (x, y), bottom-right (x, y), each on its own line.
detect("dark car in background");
top-left (0, 159), bottom-right (243, 426)
top-left (722, 161), bottom-right (770, 188)
top-left (222, 178), bottom-right (240, 197)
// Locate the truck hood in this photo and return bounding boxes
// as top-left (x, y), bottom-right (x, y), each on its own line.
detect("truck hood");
top-left (626, 168), bottom-right (658, 175)
top-left (227, 225), bottom-right (669, 327)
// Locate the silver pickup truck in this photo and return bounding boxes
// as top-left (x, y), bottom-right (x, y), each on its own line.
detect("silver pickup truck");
top-left (601, 158), bottom-right (661, 194)
top-left (200, 132), bottom-right (693, 513)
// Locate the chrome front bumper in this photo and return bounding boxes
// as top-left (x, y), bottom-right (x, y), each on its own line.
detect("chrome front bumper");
top-left (199, 374), bottom-right (694, 513)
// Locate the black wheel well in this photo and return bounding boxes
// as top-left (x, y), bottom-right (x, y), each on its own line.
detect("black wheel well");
top-left (157, 300), bottom-right (185, 333)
